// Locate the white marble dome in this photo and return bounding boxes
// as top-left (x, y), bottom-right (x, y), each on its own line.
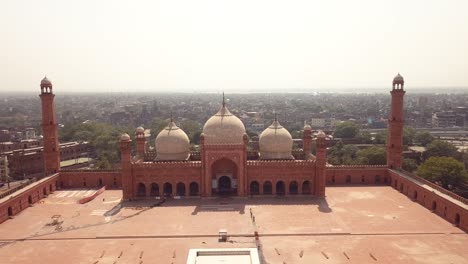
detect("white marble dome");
top-left (202, 104), bottom-right (246, 145)
top-left (259, 119), bottom-right (293, 160)
top-left (155, 121), bottom-right (190, 161)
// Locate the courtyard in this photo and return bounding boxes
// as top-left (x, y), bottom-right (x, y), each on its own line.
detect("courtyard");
top-left (0, 186), bottom-right (466, 263)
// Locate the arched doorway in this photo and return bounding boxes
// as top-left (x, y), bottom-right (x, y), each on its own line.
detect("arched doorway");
top-left (137, 183), bottom-right (146, 197)
top-left (150, 183), bottom-right (159, 196)
top-left (455, 213), bottom-right (461, 226)
top-left (414, 190), bottom-right (418, 200)
top-left (7, 207), bottom-right (13, 217)
top-left (211, 158), bottom-right (238, 196)
top-left (250, 181), bottom-right (260, 195)
top-left (43, 187), bottom-right (47, 196)
top-left (98, 178), bottom-right (103, 187)
top-left (163, 182), bottom-right (173, 197)
top-left (302, 181), bottom-right (311, 195)
top-left (276, 181), bottom-right (285, 196)
top-left (176, 182), bottom-right (186, 196)
top-left (289, 181), bottom-right (298, 195)
top-left (346, 175), bottom-right (351, 183)
top-left (189, 182), bottom-right (199, 196)
top-left (432, 201), bottom-right (437, 211)
top-left (375, 175), bottom-right (381, 183)
top-left (263, 181), bottom-right (272, 195)
top-left (49, 184), bottom-right (53, 192)
top-left (28, 195), bottom-right (33, 205)
top-left (218, 176), bottom-right (232, 196)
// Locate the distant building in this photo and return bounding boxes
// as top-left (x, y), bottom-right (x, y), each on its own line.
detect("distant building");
top-left (25, 128), bottom-right (36, 140)
top-left (0, 156), bottom-right (8, 182)
top-left (432, 111), bottom-right (465, 128)
top-left (6, 141), bottom-right (91, 179)
top-left (311, 118), bottom-right (338, 128)
top-left (0, 130), bottom-right (10, 143)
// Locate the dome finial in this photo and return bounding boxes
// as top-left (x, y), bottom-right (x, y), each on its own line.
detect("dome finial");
top-left (222, 92), bottom-right (226, 107)
top-left (170, 111), bottom-right (173, 123)
top-left (274, 112), bottom-right (278, 122)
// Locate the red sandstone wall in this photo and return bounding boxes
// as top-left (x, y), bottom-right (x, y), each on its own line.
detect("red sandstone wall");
top-left (0, 173), bottom-right (59, 224)
top-left (326, 166), bottom-right (390, 185)
top-left (131, 162), bottom-right (202, 197)
top-left (388, 170), bottom-right (468, 232)
top-left (246, 160), bottom-right (316, 195)
top-left (59, 170), bottom-right (122, 189)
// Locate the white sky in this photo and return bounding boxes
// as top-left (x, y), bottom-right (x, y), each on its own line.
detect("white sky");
top-left (2, 0), bottom-right (468, 93)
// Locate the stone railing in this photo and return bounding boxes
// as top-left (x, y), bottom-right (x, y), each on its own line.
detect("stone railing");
top-left (393, 169), bottom-right (468, 205)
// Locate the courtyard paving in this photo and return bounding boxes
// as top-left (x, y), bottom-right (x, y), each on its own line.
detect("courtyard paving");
top-left (0, 186), bottom-right (466, 263)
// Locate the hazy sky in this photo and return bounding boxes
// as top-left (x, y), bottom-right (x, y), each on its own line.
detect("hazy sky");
top-left (2, 0), bottom-right (468, 93)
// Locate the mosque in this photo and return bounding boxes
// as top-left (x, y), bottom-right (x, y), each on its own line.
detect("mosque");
top-left (62, 74), bottom-right (397, 200)
top-left (0, 74), bottom-right (466, 233)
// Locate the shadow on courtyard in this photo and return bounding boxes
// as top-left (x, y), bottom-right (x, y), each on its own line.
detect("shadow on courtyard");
top-left (107, 195), bottom-right (333, 216)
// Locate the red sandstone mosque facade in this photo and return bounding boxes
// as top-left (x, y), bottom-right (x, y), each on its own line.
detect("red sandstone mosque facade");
top-left (42, 74), bottom-right (401, 200)
top-left (1, 74), bottom-right (466, 232)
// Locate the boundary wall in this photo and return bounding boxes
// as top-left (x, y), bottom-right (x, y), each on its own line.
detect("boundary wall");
top-left (388, 169), bottom-right (468, 232)
top-left (59, 170), bottom-right (122, 189)
top-left (0, 173), bottom-right (59, 224)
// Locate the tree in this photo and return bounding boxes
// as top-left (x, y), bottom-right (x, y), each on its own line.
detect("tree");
top-left (96, 157), bottom-right (112, 169)
top-left (402, 158), bottom-right (418, 172)
top-left (403, 127), bottom-right (416, 146)
top-left (415, 131), bottom-right (434, 146)
top-left (356, 146), bottom-right (386, 165)
top-left (358, 131), bottom-right (373, 144)
top-left (327, 142), bottom-right (359, 165)
top-left (424, 140), bottom-right (458, 160)
top-left (373, 131), bottom-right (387, 144)
top-left (417, 156), bottom-right (467, 189)
top-left (333, 121), bottom-right (359, 139)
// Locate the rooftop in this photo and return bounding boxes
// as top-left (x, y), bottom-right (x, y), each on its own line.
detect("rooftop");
top-left (0, 186), bottom-right (466, 263)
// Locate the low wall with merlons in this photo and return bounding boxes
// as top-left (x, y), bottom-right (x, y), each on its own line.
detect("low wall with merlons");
top-left (59, 170), bottom-right (122, 189)
top-left (0, 173), bottom-right (59, 224)
top-left (388, 169), bottom-right (468, 232)
top-left (326, 165), bottom-right (390, 185)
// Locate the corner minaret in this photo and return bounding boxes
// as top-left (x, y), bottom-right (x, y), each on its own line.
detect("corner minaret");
top-left (40, 76), bottom-right (60, 176)
top-left (120, 133), bottom-right (133, 200)
top-left (314, 131), bottom-right (327, 197)
top-left (387, 73), bottom-right (406, 169)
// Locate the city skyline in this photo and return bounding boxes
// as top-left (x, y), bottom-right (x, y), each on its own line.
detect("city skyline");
top-left (2, 0), bottom-right (468, 93)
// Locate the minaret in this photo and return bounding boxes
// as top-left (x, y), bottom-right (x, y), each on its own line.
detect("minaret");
top-left (39, 76), bottom-right (60, 176)
top-left (314, 131), bottom-right (327, 197)
top-left (120, 133), bottom-right (133, 200)
top-left (135, 126), bottom-right (146, 159)
top-left (302, 123), bottom-right (312, 159)
top-left (387, 73), bottom-right (406, 169)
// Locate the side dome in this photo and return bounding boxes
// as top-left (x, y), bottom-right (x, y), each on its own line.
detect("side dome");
top-left (155, 121), bottom-right (190, 161)
top-left (202, 101), bottom-right (246, 145)
top-left (259, 119), bottom-right (293, 160)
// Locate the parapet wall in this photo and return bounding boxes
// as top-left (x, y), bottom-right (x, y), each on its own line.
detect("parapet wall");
top-left (388, 169), bottom-right (468, 232)
top-left (59, 170), bottom-right (122, 189)
top-left (326, 165), bottom-right (390, 185)
top-left (0, 173), bottom-right (59, 224)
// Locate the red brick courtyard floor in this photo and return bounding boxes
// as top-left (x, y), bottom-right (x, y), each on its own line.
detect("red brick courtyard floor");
top-left (0, 186), bottom-right (466, 264)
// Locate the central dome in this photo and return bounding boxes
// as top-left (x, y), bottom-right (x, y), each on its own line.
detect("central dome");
top-left (259, 118), bottom-right (293, 160)
top-left (155, 121), bottom-right (190, 161)
top-left (202, 101), bottom-right (246, 145)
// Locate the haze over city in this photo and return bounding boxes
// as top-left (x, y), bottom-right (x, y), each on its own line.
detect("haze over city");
top-left (2, 0), bottom-right (468, 93)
